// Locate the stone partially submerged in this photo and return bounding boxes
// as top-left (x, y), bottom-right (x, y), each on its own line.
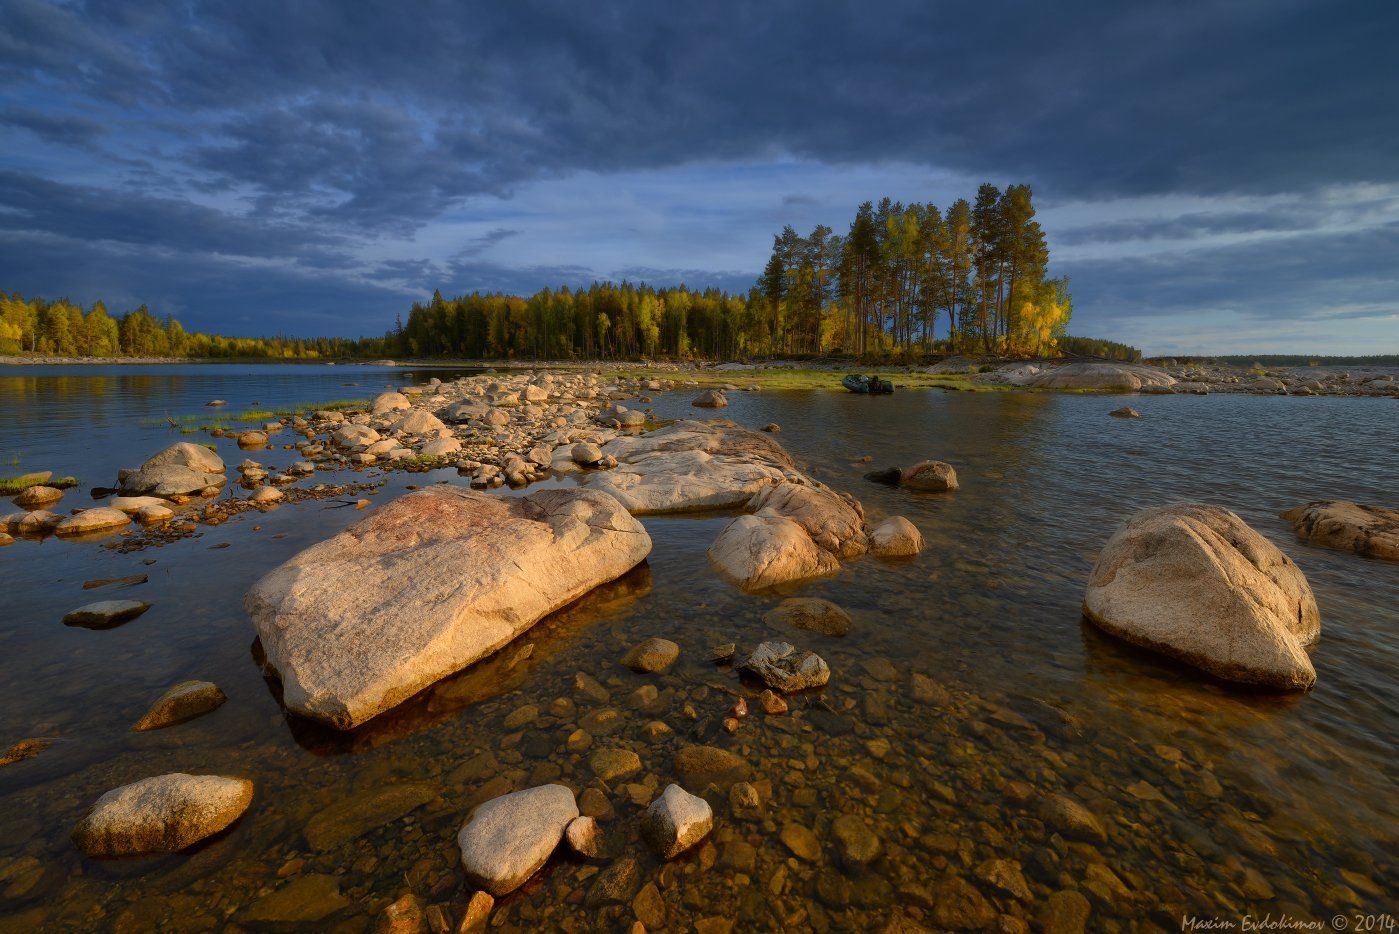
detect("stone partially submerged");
top-left (1084, 503), bottom-right (1320, 689)
top-left (457, 785), bottom-right (579, 896)
top-left (119, 443), bottom-right (226, 498)
top-left (245, 485), bottom-right (651, 728)
top-left (707, 514), bottom-right (839, 591)
top-left (72, 773), bottom-right (253, 857)
top-left (1282, 500), bottom-right (1399, 562)
top-left (737, 641), bottom-right (831, 693)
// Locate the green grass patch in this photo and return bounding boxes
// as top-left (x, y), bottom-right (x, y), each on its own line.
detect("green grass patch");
top-left (0, 472), bottom-right (77, 495)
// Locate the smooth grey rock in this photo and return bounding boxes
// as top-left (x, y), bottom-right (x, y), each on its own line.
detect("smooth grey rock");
top-left (72, 773), bottom-right (253, 857)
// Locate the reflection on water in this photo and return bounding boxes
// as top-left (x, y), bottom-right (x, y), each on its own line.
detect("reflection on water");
top-left (0, 367), bottom-right (1396, 931)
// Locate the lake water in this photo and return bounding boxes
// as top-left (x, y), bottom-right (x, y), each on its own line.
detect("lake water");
top-left (0, 364), bottom-right (1395, 931)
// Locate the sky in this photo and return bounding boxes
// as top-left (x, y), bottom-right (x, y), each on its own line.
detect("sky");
top-left (1, 0), bottom-right (1397, 355)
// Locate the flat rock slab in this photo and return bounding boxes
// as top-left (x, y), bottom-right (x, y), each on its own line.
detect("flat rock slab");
top-left (457, 784), bottom-right (578, 896)
top-left (304, 782), bottom-right (440, 851)
top-left (63, 600), bottom-right (152, 629)
top-left (1282, 500), bottom-right (1399, 561)
top-left (245, 485), bottom-right (651, 728)
top-left (240, 873), bottom-right (350, 925)
top-left (583, 420), bottom-right (800, 514)
top-left (1084, 503), bottom-right (1320, 689)
top-left (763, 597), bottom-right (851, 637)
top-left (72, 773), bottom-right (253, 857)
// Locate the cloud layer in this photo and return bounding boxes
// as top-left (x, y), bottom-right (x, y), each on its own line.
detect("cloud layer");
top-left (1, 0), bottom-right (1395, 352)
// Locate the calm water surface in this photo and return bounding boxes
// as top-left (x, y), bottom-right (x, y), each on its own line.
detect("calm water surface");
top-left (0, 365), bottom-right (1395, 931)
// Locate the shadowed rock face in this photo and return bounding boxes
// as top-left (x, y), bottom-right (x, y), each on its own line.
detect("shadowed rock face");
top-left (1282, 500), bottom-right (1399, 562)
top-left (1084, 503), bottom-right (1320, 690)
top-left (245, 486), bottom-right (652, 729)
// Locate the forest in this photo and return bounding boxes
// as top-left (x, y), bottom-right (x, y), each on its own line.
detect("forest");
top-left (0, 293), bottom-right (357, 359)
top-left (389, 183), bottom-right (1082, 361)
top-left (5, 183), bottom-right (1147, 363)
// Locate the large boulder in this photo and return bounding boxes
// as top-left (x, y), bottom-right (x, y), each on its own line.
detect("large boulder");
top-left (332, 424), bottom-right (381, 449)
top-left (72, 773), bottom-right (253, 857)
top-left (457, 785), bottom-right (578, 896)
top-left (582, 421), bottom-right (800, 514)
top-left (119, 442), bottom-right (226, 498)
top-left (1083, 504), bottom-right (1320, 689)
top-left (245, 486), bottom-right (652, 728)
top-left (372, 392), bottom-right (411, 415)
top-left (691, 389), bottom-right (728, 408)
top-left (707, 514), bottom-right (839, 591)
top-left (1281, 501), bottom-right (1398, 562)
top-left (55, 507), bottom-right (131, 537)
top-left (749, 482), bottom-right (867, 558)
top-left (1030, 362), bottom-right (1176, 392)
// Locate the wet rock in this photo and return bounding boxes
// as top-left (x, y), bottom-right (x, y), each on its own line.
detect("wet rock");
top-left (1282, 500), bottom-right (1399, 561)
top-left (756, 689), bottom-right (788, 714)
top-left (910, 673), bottom-right (950, 706)
top-left (675, 745), bottom-right (751, 788)
top-left (245, 486), bottom-right (651, 728)
top-left (737, 641), bottom-right (830, 693)
top-left (0, 532), bottom-right (12, 547)
top-left (456, 784), bottom-right (578, 896)
top-left (691, 389), bottom-right (727, 408)
top-left (633, 880), bottom-right (668, 928)
top-left (1037, 889), bottom-right (1091, 934)
top-left (565, 815), bottom-right (602, 858)
top-left (863, 467), bottom-right (904, 485)
top-left (62, 599), bottom-right (151, 629)
top-left (13, 485), bottom-right (62, 509)
top-left (380, 893), bottom-right (425, 933)
top-left (900, 460), bottom-right (958, 492)
top-left (587, 856), bottom-right (641, 906)
top-left (708, 514), bottom-right (839, 590)
top-left (251, 486), bottom-right (283, 504)
top-left (621, 637), bottom-right (680, 673)
top-left (710, 643), bottom-right (736, 664)
top-left (459, 890), bottom-right (494, 931)
top-left (108, 495), bottom-right (167, 514)
top-left (0, 737), bottom-right (50, 766)
top-left (761, 423), bottom-right (780, 432)
top-left (72, 773), bottom-right (253, 857)
top-left (573, 672), bottom-right (611, 703)
top-left (641, 783), bottom-right (713, 858)
top-left (729, 782), bottom-right (762, 818)
top-left (1040, 794), bottom-right (1107, 843)
top-left (591, 747), bottom-right (642, 782)
top-left (779, 822), bottom-right (822, 862)
top-left (240, 873), bottom-right (350, 925)
top-left (929, 874), bottom-right (996, 930)
top-left (132, 680), bottom-right (226, 731)
top-left (974, 858), bottom-right (1031, 900)
top-left (237, 430), bottom-right (268, 448)
top-left (832, 814), bottom-right (881, 867)
top-left (1109, 406), bottom-right (1140, 418)
top-left (304, 782), bottom-right (439, 850)
top-left (868, 516), bottom-right (924, 557)
top-left (137, 503), bottom-right (174, 524)
top-left (55, 507), bottom-right (130, 536)
top-left (1084, 503), bottom-right (1321, 689)
top-left (763, 597), bottom-right (851, 637)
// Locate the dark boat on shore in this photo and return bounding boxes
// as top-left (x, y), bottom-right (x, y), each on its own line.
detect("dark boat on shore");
top-left (842, 374), bottom-right (895, 394)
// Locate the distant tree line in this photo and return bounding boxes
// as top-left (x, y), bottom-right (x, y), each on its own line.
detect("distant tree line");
top-left (0, 292), bottom-right (358, 358)
top-left (1209, 354), bottom-right (1399, 367)
top-left (1059, 335), bottom-right (1142, 362)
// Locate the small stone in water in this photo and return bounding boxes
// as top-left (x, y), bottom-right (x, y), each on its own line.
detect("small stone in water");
top-left (565, 815), bottom-right (602, 858)
top-left (736, 641), bottom-right (830, 693)
top-left (621, 637), bottom-right (680, 673)
top-left (710, 643), bottom-right (736, 664)
top-left (460, 890), bottom-right (494, 931)
top-left (641, 784), bottom-right (713, 859)
top-left (779, 822), bottom-right (822, 863)
top-left (757, 690), bottom-right (788, 715)
top-left (62, 599), bottom-right (151, 629)
top-left (132, 680), bottom-right (227, 731)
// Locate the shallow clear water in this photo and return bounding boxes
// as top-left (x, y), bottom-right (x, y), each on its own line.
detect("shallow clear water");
top-left (0, 367), bottom-right (1395, 932)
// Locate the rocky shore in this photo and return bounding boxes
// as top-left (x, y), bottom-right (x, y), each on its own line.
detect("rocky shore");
top-left (1, 363), bottom-right (1394, 931)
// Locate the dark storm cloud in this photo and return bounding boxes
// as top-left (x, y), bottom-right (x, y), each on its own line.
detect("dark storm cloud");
top-left (1, 0), bottom-right (1396, 345)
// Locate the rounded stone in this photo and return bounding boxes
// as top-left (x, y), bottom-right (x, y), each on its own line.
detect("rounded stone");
top-left (72, 773), bottom-right (254, 857)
